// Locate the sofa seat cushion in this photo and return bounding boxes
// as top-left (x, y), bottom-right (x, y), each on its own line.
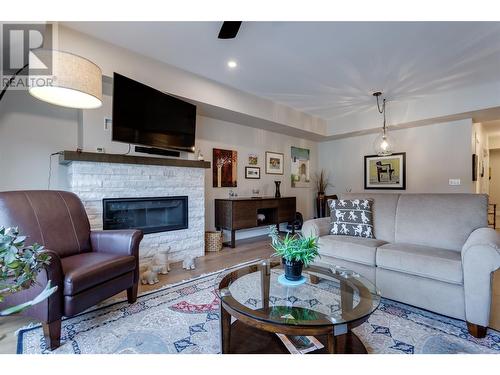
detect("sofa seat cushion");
top-left (62, 253), bottom-right (136, 295)
top-left (376, 243), bottom-right (463, 285)
top-left (318, 235), bottom-right (387, 266)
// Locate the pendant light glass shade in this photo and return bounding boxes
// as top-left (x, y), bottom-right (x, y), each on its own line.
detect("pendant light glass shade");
top-left (28, 50), bottom-right (102, 109)
top-left (373, 130), bottom-right (395, 156)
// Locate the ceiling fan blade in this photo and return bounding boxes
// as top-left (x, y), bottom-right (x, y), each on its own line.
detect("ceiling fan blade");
top-left (218, 21), bottom-right (242, 39)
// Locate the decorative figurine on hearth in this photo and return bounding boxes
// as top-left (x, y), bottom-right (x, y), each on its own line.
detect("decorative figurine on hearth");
top-left (140, 264), bottom-right (162, 285)
top-left (182, 255), bottom-right (196, 270)
top-left (152, 246), bottom-right (171, 274)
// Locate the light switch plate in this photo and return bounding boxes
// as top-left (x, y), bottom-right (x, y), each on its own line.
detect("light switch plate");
top-left (104, 118), bottom-right (112, 131)
top-left (449, 179), bottom-right (461, 186)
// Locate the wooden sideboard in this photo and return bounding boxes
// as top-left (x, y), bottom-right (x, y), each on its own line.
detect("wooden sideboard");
top-left (215, 197), bottom-right (296, 248)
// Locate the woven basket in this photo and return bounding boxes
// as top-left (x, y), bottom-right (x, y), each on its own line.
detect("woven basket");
top-left (205, 231), bottom-right (223, 252)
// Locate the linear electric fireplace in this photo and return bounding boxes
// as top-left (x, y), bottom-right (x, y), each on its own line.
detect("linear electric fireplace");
top-left (102, 196), bottom-right (188, 234)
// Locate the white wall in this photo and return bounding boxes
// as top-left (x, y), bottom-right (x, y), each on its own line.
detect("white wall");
top-left (318, 119), bottom-right (474, 194)
top-left (196, 116), bottom-right (317, 240)
top-left (0, 90), bottom-right (78, 191)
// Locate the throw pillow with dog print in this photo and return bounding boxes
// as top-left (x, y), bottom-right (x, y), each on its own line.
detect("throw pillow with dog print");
top-left (328, 199), bottom-right (374, 238)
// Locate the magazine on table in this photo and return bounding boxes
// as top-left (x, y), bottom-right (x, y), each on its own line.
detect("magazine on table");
top-left (276, 334), bottom-right (324, 354)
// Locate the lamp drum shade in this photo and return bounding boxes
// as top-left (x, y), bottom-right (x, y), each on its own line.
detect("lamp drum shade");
top-left (29, 50), bottom-right (102, 109)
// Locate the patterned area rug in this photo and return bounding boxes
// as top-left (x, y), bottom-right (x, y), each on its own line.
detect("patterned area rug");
top-left (17, 267), bottom-right (500, 354)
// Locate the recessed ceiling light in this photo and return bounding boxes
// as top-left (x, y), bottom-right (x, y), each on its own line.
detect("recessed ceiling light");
top-left (227, 60), bottom-right (237, 69)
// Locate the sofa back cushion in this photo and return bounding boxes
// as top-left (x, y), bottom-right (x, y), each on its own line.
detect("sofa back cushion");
top-left (395, 194), bottom-right (488, 251)
top-left (340, 193), bottom-right (400, 242)
top-left (0, 190), bottom-right (91, 257)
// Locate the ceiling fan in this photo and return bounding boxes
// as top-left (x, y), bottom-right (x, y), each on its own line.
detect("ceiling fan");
top-left (218, 21), bottom-right (242, 39)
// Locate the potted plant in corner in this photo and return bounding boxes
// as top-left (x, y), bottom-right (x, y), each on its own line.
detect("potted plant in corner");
top-left (0, 226), bottom-right (57, 317)
top-left (269, 226), bottom-right (319, 281)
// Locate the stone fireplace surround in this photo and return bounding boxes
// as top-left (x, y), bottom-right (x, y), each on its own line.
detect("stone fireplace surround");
top-left (61, 152), bottom-right (209, 262)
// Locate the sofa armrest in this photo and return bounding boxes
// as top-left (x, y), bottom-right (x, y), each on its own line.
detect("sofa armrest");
top-left (90, 229), bottom-right (143, 257)
top-left (0, 249), bottom-right (63, 323)
top-left (302, 217), bottom-right (331, 238)
top-left (461, 228), bottom-right (500, 327)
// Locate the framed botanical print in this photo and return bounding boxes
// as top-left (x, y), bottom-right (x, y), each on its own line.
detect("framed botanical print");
top-left (265, 151), bottom-right (284, 175)
top-left (364, 153), bottom-right (406, 190)
top-left (245, 166), bottom-right (260, 179)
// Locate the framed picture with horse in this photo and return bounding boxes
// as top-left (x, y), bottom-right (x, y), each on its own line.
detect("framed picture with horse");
top-left (364, 152), bottom-right (406, 190)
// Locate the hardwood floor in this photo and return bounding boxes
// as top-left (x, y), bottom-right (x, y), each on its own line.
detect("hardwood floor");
top-left (0, 236), bottom-right (273, 354)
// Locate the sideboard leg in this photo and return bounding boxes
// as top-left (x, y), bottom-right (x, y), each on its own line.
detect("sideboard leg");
top-left (230, 230), bottom-right (236, 248)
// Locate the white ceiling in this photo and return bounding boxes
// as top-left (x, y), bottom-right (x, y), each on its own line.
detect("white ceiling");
top-left (63, 22), bottom-right (500, 121)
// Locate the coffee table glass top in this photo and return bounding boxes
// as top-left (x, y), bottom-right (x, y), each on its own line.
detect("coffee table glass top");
top-left (217, 259), bottom-right (381, 327)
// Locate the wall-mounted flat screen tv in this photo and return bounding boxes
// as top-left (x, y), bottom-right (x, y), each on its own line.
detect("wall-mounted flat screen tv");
top-left (112, 72), bottom-right (196, 152)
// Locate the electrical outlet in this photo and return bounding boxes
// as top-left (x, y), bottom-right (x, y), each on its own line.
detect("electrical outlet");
top-left (449, 179), bottom-right (461, 186)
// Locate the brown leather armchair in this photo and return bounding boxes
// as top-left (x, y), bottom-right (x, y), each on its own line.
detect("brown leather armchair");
top-left (0, 190), bottom-right (143, 350)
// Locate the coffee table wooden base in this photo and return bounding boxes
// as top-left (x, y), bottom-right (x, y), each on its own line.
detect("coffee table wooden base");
top-left (227, 320), bottom-right (367, 354)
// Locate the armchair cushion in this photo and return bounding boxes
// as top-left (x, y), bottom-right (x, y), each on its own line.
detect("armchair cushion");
top-left (61, 253), bottom-right (136, 296)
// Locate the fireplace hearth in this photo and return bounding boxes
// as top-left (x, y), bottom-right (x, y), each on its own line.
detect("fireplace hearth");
top-left (103, 196), bottom-right (188, 234)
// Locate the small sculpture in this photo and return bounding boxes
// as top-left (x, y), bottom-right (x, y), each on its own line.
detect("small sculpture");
top-left (140, 265), bottom-right (162, 285)
top-left (257, 213), bottom-right (266, 223)
top-left (182, 255), bottom-right (196, 270)
top-left (152, 247), bottom-right (171, 275)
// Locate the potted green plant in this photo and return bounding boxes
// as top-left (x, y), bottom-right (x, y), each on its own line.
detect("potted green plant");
top-left (269, 226), bottom-right (319, 281)
top-left (0, 226), bottom-right (57, 316)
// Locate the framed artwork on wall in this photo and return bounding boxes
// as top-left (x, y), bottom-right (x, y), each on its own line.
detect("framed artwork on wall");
top-left (213, 148), bottom-right (238, 188)
top-left (290, 146), bottom-right (311, 188)
top-left (248, 154), bottom-right (258, 165)
top-left (265, 151), bottom-right (284, 175)
top-left (245, 166), bottom-right (260, 179)
top-left (364, 153), bottom-right (406, 190)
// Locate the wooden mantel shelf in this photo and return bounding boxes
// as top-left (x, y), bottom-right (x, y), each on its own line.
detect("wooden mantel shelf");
top-left (58, 150), bottom-right (211, 169)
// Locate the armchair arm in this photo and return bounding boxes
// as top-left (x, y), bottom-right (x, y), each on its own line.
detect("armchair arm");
top-left (90, 230), bottom-right (143, 283)
top-left (0, 249), bottom-right (63, 323)
top-left (462, 228), bottom-right (500, 327)
top-left (90, 229), bottom-right (143, 257)
top-left (302, 217), bottom-right (331, 238)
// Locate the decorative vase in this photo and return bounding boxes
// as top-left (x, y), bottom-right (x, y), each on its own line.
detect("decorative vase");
top-left (274, 181), bottom-right (281, 198)
top-left (283, 258), bottom-right (304, 281)
top-left (316, 191), bottom-right (326, 218)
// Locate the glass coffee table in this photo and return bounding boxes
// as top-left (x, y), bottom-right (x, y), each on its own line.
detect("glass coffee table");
top-left (217, 259), bottom-right (381, 354)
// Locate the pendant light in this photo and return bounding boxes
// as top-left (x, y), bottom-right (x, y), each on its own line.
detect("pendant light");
top-left (372, 92), bottom-right (394, 156)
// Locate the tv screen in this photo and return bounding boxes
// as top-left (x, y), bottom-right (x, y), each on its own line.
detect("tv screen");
top-left (112, 73), bottom-right (196, 152)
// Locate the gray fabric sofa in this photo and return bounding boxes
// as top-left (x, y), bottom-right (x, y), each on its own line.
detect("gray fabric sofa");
top-left (302, 193), bottom-right (500, 338)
